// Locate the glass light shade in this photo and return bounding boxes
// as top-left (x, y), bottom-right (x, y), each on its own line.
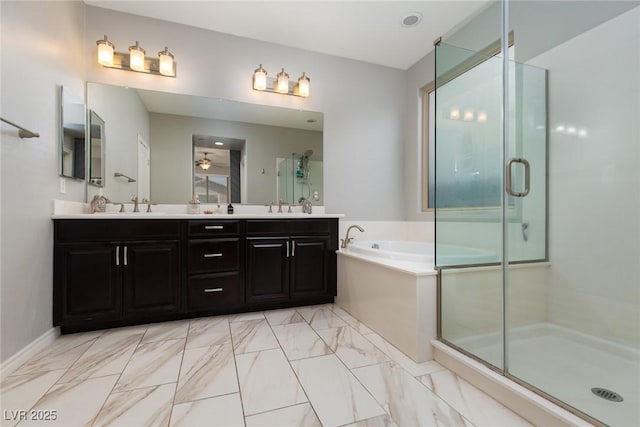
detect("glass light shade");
top-left (200, 162), bottom-right (211, 170)
top-left (158, 47), bottom-right (174, 76)
top-left (129, 42), bottom-right (146, 72)
top-left (96, 36), bottom-right (114, 67)
top-left (477, 111), bottom-right (488, 123)
top-left (297, 72), bottom-right (310, 97)
top-left (253, 64), bottom-right (267, 90)
top-left (449, 108), bottom-right (461, 120)
top-left (276, 68), bottom-right (289, 93)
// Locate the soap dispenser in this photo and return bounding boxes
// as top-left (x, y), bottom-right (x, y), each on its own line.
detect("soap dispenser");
top-left (227, 203), bottom-right (234, 214)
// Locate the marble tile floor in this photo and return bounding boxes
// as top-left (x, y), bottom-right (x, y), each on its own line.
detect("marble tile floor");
top-left (0, 304), bottom-right (532, 427)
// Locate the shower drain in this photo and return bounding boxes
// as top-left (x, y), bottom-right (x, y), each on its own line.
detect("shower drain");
top-left (591, 387), bottom-right (624, 402)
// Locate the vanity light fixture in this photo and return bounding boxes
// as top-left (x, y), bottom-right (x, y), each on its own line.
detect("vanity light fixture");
top-left (95, 35), bottom-right (177, 77)
top-left (252, 64), bottom-right (310, 97)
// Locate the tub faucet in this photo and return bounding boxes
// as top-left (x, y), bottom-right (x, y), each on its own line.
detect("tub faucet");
top-left (340, 225), bottom-right (365, 249)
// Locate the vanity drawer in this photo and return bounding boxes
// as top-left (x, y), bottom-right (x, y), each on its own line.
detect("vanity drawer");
top-left (188, 238), bottom-right (239, 273)
top-left (188, 220), bottom-right (239, 237)
top-left (187, 272), bottom-right (240, 310)
top-left (246, 219), bottom-right (330, 235)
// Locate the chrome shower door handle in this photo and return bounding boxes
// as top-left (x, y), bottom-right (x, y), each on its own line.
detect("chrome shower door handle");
top-left (506, 157), bottom-right (530, 197)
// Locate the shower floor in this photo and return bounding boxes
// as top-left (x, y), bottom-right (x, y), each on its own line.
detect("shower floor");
top-left (457, 323), bottom-right (640, 426)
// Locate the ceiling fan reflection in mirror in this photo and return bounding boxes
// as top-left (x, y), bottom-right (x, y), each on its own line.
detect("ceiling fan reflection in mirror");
top-left (195, 153), bottom-right (212, 170)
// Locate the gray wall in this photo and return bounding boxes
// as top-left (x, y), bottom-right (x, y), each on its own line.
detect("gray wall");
top-left (1, 1), bottom-right (86, 362)
top-left (85, 6), bottom-right (407, 220)
top-left (149, 113), bottom-right (323, 204)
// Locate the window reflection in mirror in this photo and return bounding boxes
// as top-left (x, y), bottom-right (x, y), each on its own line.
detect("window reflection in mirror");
top-left (88, 110), bottom-right (105, 187)
top-left (59, 85), bottom-right (86, 180)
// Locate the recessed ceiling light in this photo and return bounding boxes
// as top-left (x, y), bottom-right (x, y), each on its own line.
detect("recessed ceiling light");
top-left (401, 12), bottom-right (423, 28)
top-left (214, 141), bottom-right (224, 146)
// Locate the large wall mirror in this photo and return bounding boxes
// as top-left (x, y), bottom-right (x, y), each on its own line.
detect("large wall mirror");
top-left (59, 85), bottom-right (86, 180)
top-left (86, 82), bottom-right (324, 205)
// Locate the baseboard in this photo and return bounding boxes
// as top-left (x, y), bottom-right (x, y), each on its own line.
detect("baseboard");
top-left (0, 327), bottom-right (60, 380)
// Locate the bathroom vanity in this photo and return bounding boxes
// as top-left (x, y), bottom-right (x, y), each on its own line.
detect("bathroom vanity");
top-left (53, 216), bottom-right (338, 333)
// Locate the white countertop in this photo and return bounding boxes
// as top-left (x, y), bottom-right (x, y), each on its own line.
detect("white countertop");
top-left (52, 213), bottom-right (344, 219)
top-left (52, 200), bottom-right (343, 219)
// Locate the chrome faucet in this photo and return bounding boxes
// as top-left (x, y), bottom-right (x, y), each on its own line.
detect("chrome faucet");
top-left (299, 197), bottom-right (312, 214)
top-left (340, 225), bottom-right (364, 249)
top-left (142, 198), bottom-right (156, 213)
top-left (278, 199), bottom-right (284, 213)
top-left (131, 196), bottom-right (139, 213)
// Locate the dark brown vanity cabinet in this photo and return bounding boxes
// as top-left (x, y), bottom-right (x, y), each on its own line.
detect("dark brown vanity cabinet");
top-left (54, 220), bottom-right (181, 331)
top-left (245, 220), bottom-right (337, 305)
top-left (54, 218), bottom-right (337, 332)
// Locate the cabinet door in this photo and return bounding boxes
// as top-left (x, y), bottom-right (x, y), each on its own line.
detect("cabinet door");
top-left (246, 238), bottom-right (289, 303)
top-left (122, 241), bottom-right (180, 316)
top-left (290, 237), bottom-right (329, 296)
top-left (54, 243), bottom-right (121, 324)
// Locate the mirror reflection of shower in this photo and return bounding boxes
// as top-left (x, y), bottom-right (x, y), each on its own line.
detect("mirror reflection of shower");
top-left (277, 150), bottom-right (323, 206)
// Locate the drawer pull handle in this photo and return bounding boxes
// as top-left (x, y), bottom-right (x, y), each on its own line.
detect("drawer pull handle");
top-left (205, 225), bottom-right (224, 230)
top-left (203, 253), bottom-right (223, 258)
top-left (204, 288), bottom-right (223, 293)
top-left (116, 246), bottom-right (120, 266)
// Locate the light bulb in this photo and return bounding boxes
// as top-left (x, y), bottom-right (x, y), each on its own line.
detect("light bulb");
top-left (477, 111), bottom-right (488, 123)
top-left (158, 46), bottom-right (174, 76)
top-left (253, 64), bottom-right (267, 90)
top-left (129, 41), bottom-right (146, 72)
top-left (96, 35), bottom-right (114, 67)
top-left (449, 108), bottom-right (460, 120)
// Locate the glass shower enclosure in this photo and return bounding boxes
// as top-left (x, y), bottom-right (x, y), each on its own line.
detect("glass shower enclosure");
top-left (435, 1), bottom-right (639, 425)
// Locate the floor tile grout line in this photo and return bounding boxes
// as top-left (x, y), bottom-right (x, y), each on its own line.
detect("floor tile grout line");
top-left (263, 309), bottom-right (324, 426)
top-left (166, 320), bottom-right (192, 427)
top-left (89, 331), bottom-right (146, 427)
top-left (228, 316), bottom-right (249, 427)
top-left (328, 334), bottom-right (391, 425)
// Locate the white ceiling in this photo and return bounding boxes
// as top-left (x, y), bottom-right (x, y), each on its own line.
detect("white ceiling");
top-left (85, 1), bottom-right (490, 70)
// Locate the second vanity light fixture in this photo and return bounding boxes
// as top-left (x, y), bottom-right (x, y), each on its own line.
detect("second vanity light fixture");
top-left (253, 64), bottom-right (310, 97)
top-left (96, 35), bottom-right (176, 77)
